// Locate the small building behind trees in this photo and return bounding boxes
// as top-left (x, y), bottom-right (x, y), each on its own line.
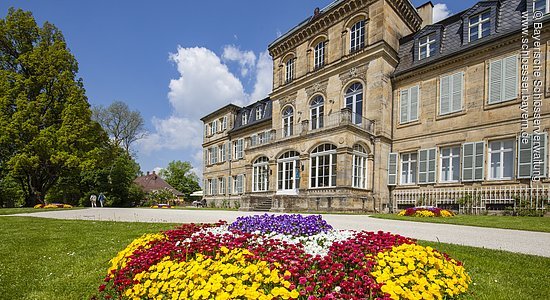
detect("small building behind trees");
top-left (133, 171), bottom-right (184, 205)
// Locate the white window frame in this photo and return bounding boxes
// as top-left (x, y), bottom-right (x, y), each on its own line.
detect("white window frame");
top-left (310, 144), bottom-right (337, 188)
top-left (221, 116), bottom-right (227, 130)
top-left (282, 106), bottom-right (294, 137)
top-left (219, 177), bottom-right (225, 195)
top-left (252, 157), bottom-right (269, 192)
top-left (219, 144), bottom-right (226, 162)
top-left (233, 139), bottom-right (244, 160)
top-left (488, 140), bottom-right (515, 180)
top-left (310, 96), bottom-right (324, 130)
top-left (242, 113), bottom-right (248, 126)
top-left (534, 0), bottom-right (549, 13)
top-left (314, 41), bottom-right (325, 69)
top-left (207, 179), bottom-right (213, 195)
top-left (352, 145), bottom-right (368, 189)
top-left (285, 58), bottom-right (295, 83)
top-left (400, 153), bottom-right (417, 185)
top-left (440, 146), bottom-right (461, 183)
top-left (399, 85), bottom-right (419, 124)
top-left (469, 11), bottom-right (491, 42)
top-left (256, 107), bottom-right (263, 120)
top-left (277, 152), bottom-right (300, 194)
top-left (418, 34), bottom-right (436, 60)
top-left (350, 20), bottom-right (365, 52)
top-left (345, 82), bottom-right (363, 125)
top-left (211, 178), bottom-right (218, 195)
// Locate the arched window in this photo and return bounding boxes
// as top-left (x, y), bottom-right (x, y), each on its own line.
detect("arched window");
top-left (282, 106), bottom-right (294, 137)
top-left (310, 96), bottom-right (324, 130)
top-left (285, 57), bottom-right (295, 83)
top-left (352, 144), bottom-right (368, 189)
top-left (345, 82), bottom-right (363, 125)
top-left (350, 20), bottom-right (365, 52)
top-left (314, 41), bottom-right (325, 69)
top-left (310, 144), bottom-right (337, 188)
top-left (252, 157), bottom-right (269, 192)
top-left (277, 151), bottom-right (300, 193)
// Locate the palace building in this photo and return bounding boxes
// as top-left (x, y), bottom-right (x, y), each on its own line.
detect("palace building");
top-left (201, 0), bottom-right (550, 213)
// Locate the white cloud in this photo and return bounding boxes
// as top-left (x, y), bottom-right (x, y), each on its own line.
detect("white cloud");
top-left (222, 45), bottom-right (257, 77)
top-left (137, 45), bottom-right (273, 180)
top-left (433, 3), bottom-right (451, 23)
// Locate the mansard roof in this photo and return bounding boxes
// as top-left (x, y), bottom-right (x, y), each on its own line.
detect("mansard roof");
top-left (230, 97), bottom-right (272, 133)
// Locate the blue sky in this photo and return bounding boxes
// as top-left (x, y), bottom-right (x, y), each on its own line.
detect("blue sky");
top-left (0, 1), bottom-right (478, 178)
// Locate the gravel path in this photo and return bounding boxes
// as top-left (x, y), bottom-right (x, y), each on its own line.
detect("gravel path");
top-left (8, 207), bottom-right (550, 258)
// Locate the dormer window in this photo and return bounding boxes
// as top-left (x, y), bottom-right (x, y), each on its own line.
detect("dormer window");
top-left (418, 34), bottom-right (436, 60)
top-left (534, 0), bottom-right (548, 13)
top-left (256, 106), bottom-right (263, 120)
top-left (285, 58), bottom-right (295, 83)
top-left (350, 20), bottom-right (365, 52)
top-left (242, 113), bottom-right (248, 126)
top-left (469, 11), bottom-right (491, 42)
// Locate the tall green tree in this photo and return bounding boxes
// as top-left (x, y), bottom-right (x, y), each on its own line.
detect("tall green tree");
top-left (0, 8), bottom-right (108, 206)
top-left (159, 160), bottom-right (200, 198)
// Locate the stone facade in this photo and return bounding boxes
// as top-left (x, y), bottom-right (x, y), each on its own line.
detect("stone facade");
top-left (202, 0), bottom-right (550, 212)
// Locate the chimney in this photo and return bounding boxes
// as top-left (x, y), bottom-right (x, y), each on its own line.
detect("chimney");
top-left (416, 1), bottom-right (434, 28)
top-left (152, 170), bottom-right (156, 175)
top-left (146, 171), bottom-right (150, 176)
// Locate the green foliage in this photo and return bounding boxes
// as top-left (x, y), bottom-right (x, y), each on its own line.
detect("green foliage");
top-left (0, 175), bottom-right (24, 207)
top-left (0, 8), bottom-right (109, 206)
top-left (158, 160), bottom-right (200, 198)
top-left (146, 188), bottom-right (176, 206)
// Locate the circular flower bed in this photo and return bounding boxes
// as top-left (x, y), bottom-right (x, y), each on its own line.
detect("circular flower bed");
top-left (34, 203), bottom-right (73, 209)
top-left (398, 207), bottom-right (454, 217)
top-left (98, 214), bottom-right (470, 299)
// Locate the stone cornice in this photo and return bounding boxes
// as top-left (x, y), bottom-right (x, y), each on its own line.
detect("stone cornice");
top-left (268, 0), bottom-right (421, 58)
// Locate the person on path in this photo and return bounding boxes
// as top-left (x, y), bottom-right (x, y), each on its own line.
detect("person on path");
top-left (90, 194), bottom-right (97, 207)
top-left (98, 193), bottom-right (106, 207)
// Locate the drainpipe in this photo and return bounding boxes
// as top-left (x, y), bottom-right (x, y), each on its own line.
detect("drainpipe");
top-left (389, 73), bottom-right (396, 213)
top-left (370, 135), bottom-right (376, 213)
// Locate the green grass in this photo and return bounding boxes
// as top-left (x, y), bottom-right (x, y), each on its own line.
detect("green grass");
top-left (0, 217), bottom-right (549, 299)
top-left (0, 207), bottom-right (83, 215)
top-left (371, 214), bottom-right (550, 233)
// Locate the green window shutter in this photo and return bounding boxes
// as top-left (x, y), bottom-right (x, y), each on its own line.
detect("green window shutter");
top-left (418, 149), bottom-right (428, 184)
top-left (440, 75), bottom-right (451, 115)
top-left (410, 86), bottom-right (419, 121)
top-left (517, 135), bottom-right (532, 179)
top-left (534, 133), bottom-right (548, 178)
top-left (227, 142), bottom-right (232, 161)
top-left (204, 149), bottom-right (208, 166)
top-left (452, 72), bottom-right (463, 112)
top-left (489, 59), bottom-right (503, 103)
top-left (388, 153), bottom-right (398, 186)
top-left (503, 55), bottom-right (518, 102)
top-left (427, 148), bottom-right (437, 183)
top-left (462, 143), bottom-right (474, 181)
top-left (228, 176), bottom-right (232, 194)
top-left (473, 141), bottom-right (485, 181)
top-left (400, 89), bottom-right (409, 123)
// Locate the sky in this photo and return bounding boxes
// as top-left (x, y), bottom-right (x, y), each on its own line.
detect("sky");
top-left (0, 0), bottom-right (478, 179)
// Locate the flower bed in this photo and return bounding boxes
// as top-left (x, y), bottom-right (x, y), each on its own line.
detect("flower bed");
top-left (398, 207), bottom-right (454, 218)
top-left (34, 203), bottom-right (73, 209)
top-left (99, 214), bottom-right (470, 299)
top-left (150, 204), bottom-right (173, 209)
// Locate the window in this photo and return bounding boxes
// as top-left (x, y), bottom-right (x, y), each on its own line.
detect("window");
top-left (489, 140), bottom-right (515, 180)
top-left (282, 106), bottom-right (294, 137)
top-left (440, 147), bottom-right (461, 182)
top-left (253, 157), bottom-right (269, 192)
top-left (204, 124), bottom-right (209, 137)
top-left (387, 153), bottom-right (398, 186)
top-left (418, 148), bottom-right (436, 184)
top-left (314, 41), bottom-right (325, 69)
top-left (345, 82), bottom-right (363, 125)
top-left (285, 58), bottom-right (295, 83)
top-left (256, 106), bottom-right (263, 120)
top-left (518, 133), bottom-right (548, 179)
top-left (219, 144), bottom-right (226, 162)
top-left (310, 96), bottom-right (324, 130)
top-left (352, 144), bottom-right (368, 189)
top-left (208, 179), bottom-right (214, 195)
top-left (462, 141), bottom-right (485, 181)
top-left (233, 175), bottom-right (244, 194)
top-left (221, 116), bottom-right (227, 130)
top-left (489, 55), bottom-right (518, 104)
top-left (242, 113), bottom-right (248, 126)
top-left (439, 72), bottom-right (463, 115)
top-left (469, 11), bottom-right (491, 42)
top-left (211, 178), bottom-right (218, 195)
top-left (209, 146), bottom-right (218, 164)
top-left (219, 177), bottom-right (225, 195)
top-left (277, 151), bottom-right (300, 193)
top-left (400, 153), bottom-right (417, 185)
top-left (534, 0), bottom-right (548, 13)
top-left (310, 144), bottom-right (337, 188)
top-left (209, 121), bottom-right (216, 136)
top-left (418, 34), bottom-right (436, 60)
top-left (400, 85), bottom-right (419, 124)
top-left (233, 139), bottom-right (244, 160)
top-left (350, 20), bottom-right (365, 52)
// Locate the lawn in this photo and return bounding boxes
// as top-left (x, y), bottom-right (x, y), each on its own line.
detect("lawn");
top-left (0, 217), bottom-right (549, 299)
top-left (0, 207), bottom-right (83, 215)
top-left (371, 213), bottom-right (550, 233)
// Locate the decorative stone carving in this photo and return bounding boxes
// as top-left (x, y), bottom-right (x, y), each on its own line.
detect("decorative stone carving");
top-left (279, 93), bottom-right (297, 107)
top-left (339, 64), bottom-right (368, 84)
top-left (305, 79), bottom-right (329, 98)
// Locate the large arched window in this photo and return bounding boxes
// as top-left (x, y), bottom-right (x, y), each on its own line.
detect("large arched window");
top-left (310, 96), bottom-right (324, 130)
top-left (310, 144), bottom-right (337, 188)
top-left (252, 157), bottom-right (269, 192)
top-left (282, 106), bottom-right (294, 137)
top-left (277, 151), bottom-right (300, 193)
top-left (285, 57), bottom-right (295, 83)
top-left (314, 41), bottom-right (325, 69)
top-left (345, 82), bottom-right (363, 125)
top-left (352, 144), bottom-right (368, 189)
top-left (350, 20), bottom-right (365, 52)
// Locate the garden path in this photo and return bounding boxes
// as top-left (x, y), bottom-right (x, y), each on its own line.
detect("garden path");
top-left (9, 208), bottom-right (550, 258)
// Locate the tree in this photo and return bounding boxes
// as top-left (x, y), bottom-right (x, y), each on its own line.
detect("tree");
top-left (93, 101), bottom-right (146, 155)
top-left (0, 8), bottom-right (108, 206)
top-left (159, 161), bottom-right (200, 198)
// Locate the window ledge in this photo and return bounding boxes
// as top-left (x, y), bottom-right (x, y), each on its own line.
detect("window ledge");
top-left (434, 182), bottom-right (464, 188)
top-left (435, 110), bottom-right (466, 121)
top-left (481, 180), bottom-right (518, 185)
top-left (397, 120), bottom-right (421, 129)
top-left (395, 185), bottom-right (420, 189)
top-left (483, 98), bottom-right (520, 110)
